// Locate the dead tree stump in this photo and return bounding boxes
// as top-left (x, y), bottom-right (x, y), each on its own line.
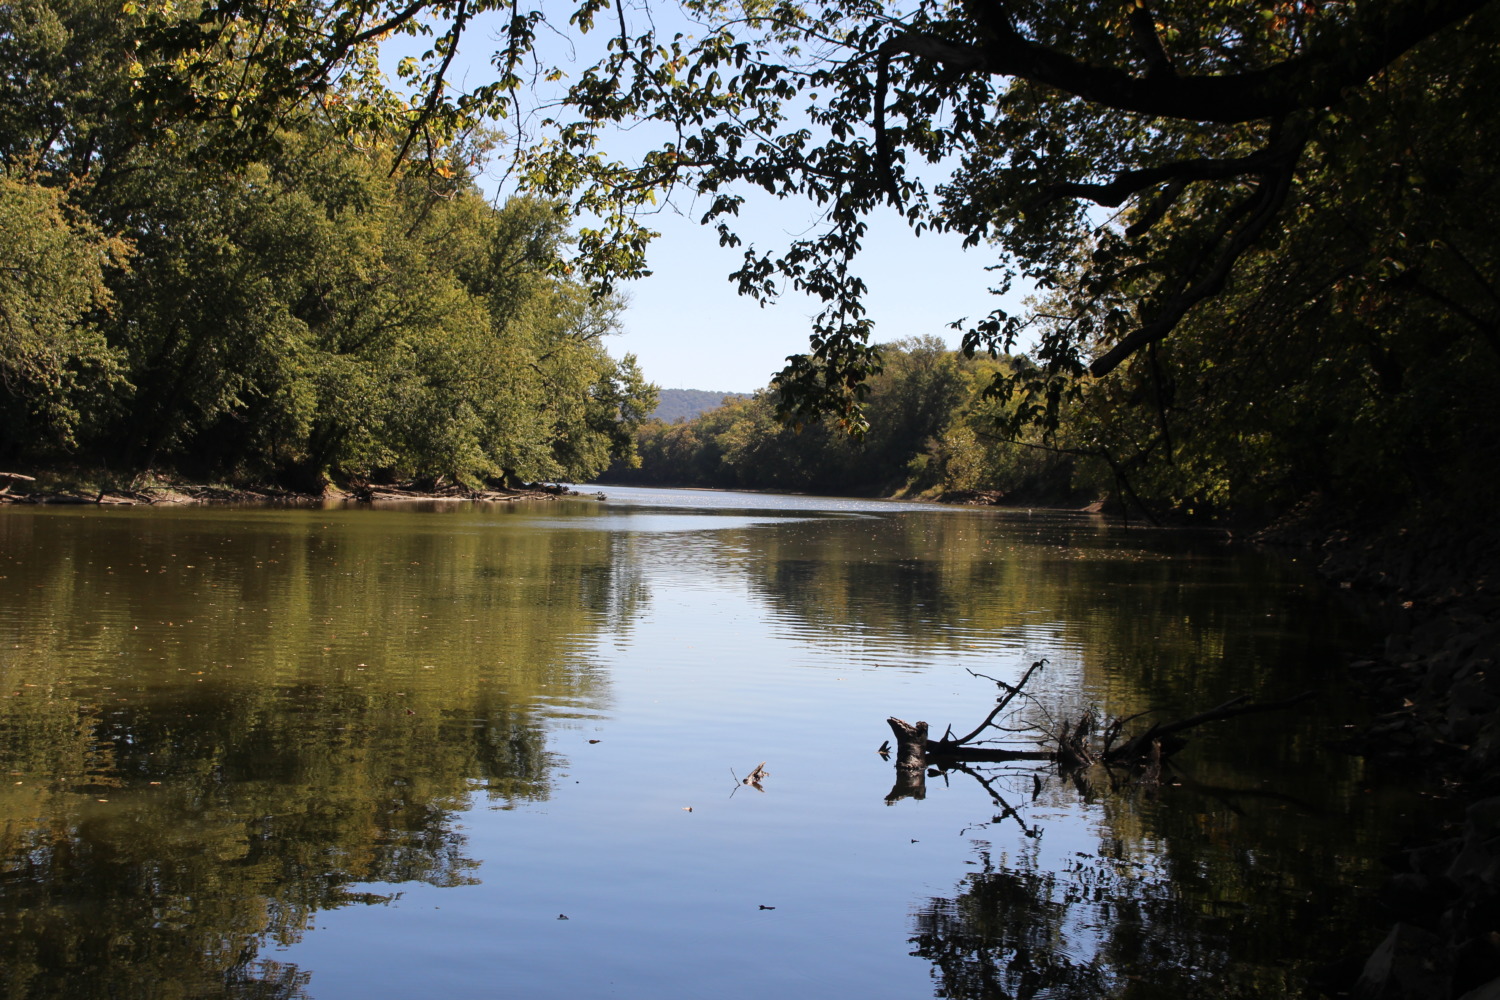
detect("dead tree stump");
top-left (886, 718), bottom-right (928, 802)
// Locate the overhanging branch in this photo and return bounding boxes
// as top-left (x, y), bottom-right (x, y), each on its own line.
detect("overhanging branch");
top-left (1090, 132), bottom-right (1307, 378)
top-left (889, 0), bottom-right (1491, 124)
top-left (1043, 147), bottom-right (1286, 208)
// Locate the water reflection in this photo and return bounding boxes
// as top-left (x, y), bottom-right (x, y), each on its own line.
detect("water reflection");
top-left (911, 819), bottom-right (1363, 1000)
top-left (0, 506), bottom-right (628, 998)
top-left (0, 493), bottom-right (1412, 1000)
top-left (898, 639), bottom-right (1396, 999)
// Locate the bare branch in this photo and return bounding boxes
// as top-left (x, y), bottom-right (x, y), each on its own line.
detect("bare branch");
top-left (943, 658), bottom-right (1047, 747)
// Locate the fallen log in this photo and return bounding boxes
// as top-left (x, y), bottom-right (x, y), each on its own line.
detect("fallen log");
top-left (886, 658), bottom-right (1317, 787)
top-left (886, 719), bottom-right (1056, 764)
top-left (0, 471), bottom-right (35, 497)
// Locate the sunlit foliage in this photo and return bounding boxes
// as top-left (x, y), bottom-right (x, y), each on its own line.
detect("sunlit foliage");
top-left (611, 337), bottom-right (1102, 500)
top-left (0, 0), bottom-right (656, 487)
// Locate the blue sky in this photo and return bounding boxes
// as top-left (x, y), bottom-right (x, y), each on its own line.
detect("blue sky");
top-left (583, 194), bottom-right (1020, 393)
top-left (389, 7), bottom-right (1025, 393)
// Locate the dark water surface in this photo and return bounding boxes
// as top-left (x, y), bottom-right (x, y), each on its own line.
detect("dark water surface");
top-left (0, 487), bottom-right (1415, 998)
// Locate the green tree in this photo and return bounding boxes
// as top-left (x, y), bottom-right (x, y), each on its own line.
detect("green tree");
top-left (613, 339), bottom-right (1064, 497)
top-left (187, 0), bottom-right (1486, 523)
top-left (1011, 17), bottom-right (1500, 521)
top-left (0, 174), bottom-right (129, 454)
top-left (10, 0), bottom-right (1499, 517)
top-left (0, 2), bottom-right (658, 487)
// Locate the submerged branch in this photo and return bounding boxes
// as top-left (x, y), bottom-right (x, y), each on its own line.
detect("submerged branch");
top-left (886, 660), bottom-right (1317, 791)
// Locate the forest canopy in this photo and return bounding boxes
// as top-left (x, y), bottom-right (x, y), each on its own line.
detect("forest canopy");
top-left (0, 0), bottom-right (656, 489)
top-left (3, 0), bottom-right (1497, 520)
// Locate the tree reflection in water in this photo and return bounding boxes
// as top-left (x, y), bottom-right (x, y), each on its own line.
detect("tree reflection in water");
top-left (908, 754), bottom-right (1367, 1000)
top-left (726, 508), bottom-right (1389, 998)
top-left (0, 507), bottom-right (622, 1000)
top-left (912, 842), bottom-right (1115, 1000)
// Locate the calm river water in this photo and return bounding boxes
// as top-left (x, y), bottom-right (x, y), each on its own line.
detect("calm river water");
top-left (0, 486), bottom-right (1415, 998)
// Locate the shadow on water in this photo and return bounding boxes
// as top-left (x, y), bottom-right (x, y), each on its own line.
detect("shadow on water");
top-left (884, 655), bottom-right (1411, 999)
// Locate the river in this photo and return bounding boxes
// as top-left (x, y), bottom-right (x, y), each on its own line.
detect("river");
top-left (0, 486), bottom-right (1416, 998)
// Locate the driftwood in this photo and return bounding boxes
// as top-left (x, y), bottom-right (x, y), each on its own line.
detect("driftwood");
top-left (886, 660), bottom-right (1315, 801)
top-left (0, 472), bottom-right (35, 496)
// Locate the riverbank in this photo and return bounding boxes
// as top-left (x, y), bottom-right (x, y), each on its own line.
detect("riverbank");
top-left (1257, 504), bottom-right (1500, 999)
top-left (0, 471), bottom-right (587, 506)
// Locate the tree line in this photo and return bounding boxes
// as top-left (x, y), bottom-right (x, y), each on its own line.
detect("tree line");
top-left (603, 337), bottom-right (1098, 503)
top-left (4, 0), bottom-right (1497, 528)
top-left (0, 0), bottom-right (655, 491)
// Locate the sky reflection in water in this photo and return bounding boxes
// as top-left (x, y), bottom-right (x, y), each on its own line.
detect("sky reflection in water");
top-left (0, 489), bottom-right (1412, 999)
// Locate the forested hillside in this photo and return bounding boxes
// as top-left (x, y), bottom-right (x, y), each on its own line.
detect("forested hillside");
top-left (0, 1), bottom-right (655, 492)
top-left (649, 389), bottom-right (748, 424)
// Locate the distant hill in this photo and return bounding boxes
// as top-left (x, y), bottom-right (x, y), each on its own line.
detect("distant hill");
top-left (651, 388), bottom-right (750, 423)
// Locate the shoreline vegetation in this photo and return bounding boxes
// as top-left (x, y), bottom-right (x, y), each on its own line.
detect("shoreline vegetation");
top-left (1, 469), bottom-right (1099, 515)
top-left (0, 470), bottom-right (589, 506)
top-left (4, 1), bottom-right (1497, 991)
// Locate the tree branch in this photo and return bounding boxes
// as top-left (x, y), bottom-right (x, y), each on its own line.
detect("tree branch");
top-left (1043, 147), bottom-right (1285, 208)
top-left (939, 658), bottom-right (1047, 748)
top-left (1090, 133), bottom-right (1306, 377)
top-left (1126, 0), bottom-right (1176, 79)
top-left (890, 0), bottom-right (1490, 124)
top-left (873, 48), bottom-right (901, 205)
top-left (308, 0), bottom-right (433, 86)
top-left (390, 0), bottom-right (471, 173)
